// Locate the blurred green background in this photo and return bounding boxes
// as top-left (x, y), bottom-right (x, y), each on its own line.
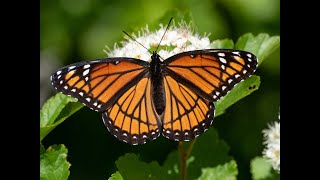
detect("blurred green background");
top-left (40, 0), bottom-right (279, 179)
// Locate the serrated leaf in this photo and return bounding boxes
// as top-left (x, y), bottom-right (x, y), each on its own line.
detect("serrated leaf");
top-left (108, 171), bottom-right (124, 180)
top-left (235, 33), bottom-right (280, 64)
top-left (251, 157), bottom-right (272, 180)
top-left (198, 160), bottom-right (238, 180)
top-left (211, 39), bottom-right (234, 49)
top-left (215, 75), bottom-right (260, 117)
top-left (115, 153), bottom-right (168, 180)
top-left (40, 93), bottom-right (84, 141)
top-left (40, 144), bottom-right (71, 180)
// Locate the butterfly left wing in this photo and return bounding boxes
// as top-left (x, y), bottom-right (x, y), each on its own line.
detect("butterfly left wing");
top-left (102, 75), bottom-right (161, 145)
top-left (51, 58), bottom-right (148, 112)
top-left (163, 49), bottom-right (258, 101)
top-left (161, 75), bottom-right (215, 141)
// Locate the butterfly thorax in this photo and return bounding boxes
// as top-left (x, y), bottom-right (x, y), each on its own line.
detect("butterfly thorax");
top-left (150, 52), bottom-right (165, 115)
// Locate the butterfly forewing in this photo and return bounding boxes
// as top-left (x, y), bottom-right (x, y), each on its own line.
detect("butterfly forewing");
top-left (163, 49), bottom-right (258, 101)
top-left (51, 58), bottom-right (149, 112)
top-left (102, 75), bottom-right (161, 145)
top-left (161, 75), bottom-right (215, 141)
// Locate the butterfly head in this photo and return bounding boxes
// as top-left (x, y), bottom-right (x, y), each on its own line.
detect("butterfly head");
top-left (151, 51), bottom-right (160, 60)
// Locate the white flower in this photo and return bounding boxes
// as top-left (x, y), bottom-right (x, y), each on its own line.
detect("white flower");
top-left (104, 21), bottom-right (212, 61)
top-left (262, 110), bottom-right (280, 172)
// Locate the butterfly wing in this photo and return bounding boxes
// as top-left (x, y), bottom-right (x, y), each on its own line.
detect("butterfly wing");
top-left (51, 58), bottom-right (149, 112)
top-left (161, 49), bottom-right (257, 141)
top-left (163, 49), bottom-right (258, 101)
top-left (161, 75), bottom-right (215, 141)
top-left (102, 75), bottom-right (161, 145)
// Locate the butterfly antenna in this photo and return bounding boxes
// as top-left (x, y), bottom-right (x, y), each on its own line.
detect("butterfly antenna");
top-left (122, 31), bottom-right (152, 54)
top-left (155, 17), bottom-right (173, 53)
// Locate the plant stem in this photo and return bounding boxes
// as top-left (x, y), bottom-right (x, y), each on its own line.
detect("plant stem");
top-left (178, 142), bottom-right (187, 180)
top-left (178, 140), bottom-right (197, 180)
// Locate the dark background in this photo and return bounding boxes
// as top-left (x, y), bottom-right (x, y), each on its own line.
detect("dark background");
top-left (40, 0), bottom-right (280, 179)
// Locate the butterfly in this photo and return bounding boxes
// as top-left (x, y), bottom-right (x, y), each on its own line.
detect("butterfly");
top-left (51, 47), bottom-right (257, 145)
top-left (50, 18), bottom-right (257, 145)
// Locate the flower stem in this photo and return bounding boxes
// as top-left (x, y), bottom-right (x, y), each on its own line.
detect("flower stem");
top-left (178, 140), bottom-right (197, 180)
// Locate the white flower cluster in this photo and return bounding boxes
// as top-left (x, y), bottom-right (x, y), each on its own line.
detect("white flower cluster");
top-left (262, 110), bottom-right (280, 172)
top-left (104, 22), bottom-right (212, 61)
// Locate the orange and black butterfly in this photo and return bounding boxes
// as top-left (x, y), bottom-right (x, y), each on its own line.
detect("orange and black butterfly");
top-left (51, 20), bottom-right (258, 145)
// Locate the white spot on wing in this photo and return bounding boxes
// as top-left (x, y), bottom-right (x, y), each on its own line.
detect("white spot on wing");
top-left (235, 74), bottom-right (240, 78)
top-left (222, 86), bottom-right (227, 91)
top-left (247, 53), bottom-right (252, 58)
top-left (83, 64), bottom-right (90, 69)
top-left (71, 89), bottom-right (76, 92)
top-left (219, 57), bottom-right (227, 64)
top-left (56, 70), bottom-right (62, 75)
top-left (228, 79), bottom-right (233, 84)
top-left (243, 70), bottom-right (247, 74)
top-left (64, 86), bottom-right (68, 89)
top-left (143, 135), bottom-right (147, 139)
top-left (221, 64), bottom-right (225, 70)
top-left (86, 98), bottom-right (91, 102)
top-left (218, 53), bottom-right (225, 57)
top-left (232, 51), bottom-right (240, 55)
top-left (68, 66), bottom-right (76, 70)
top-left (79, 92), bottom-right (84, 96)
top-left (85, 77), bottom-right (89, 81)
top-left (83, 69), bottom-right (90, 76)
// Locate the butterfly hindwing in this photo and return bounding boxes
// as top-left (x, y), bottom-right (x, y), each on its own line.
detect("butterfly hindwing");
top-left (51, 58), bottom-right (149, 112)
top-left (102, 75), bottom-right (161, 145)
top-left (161, 75), bottom-right (215, 141)
top-left (163, 49), bottom-right (258, 101)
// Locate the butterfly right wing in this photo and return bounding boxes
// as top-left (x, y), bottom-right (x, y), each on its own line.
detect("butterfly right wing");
top-left (51, 58), bottom-right (149, 112)
top-left (102, 74), bottom-right (161, 145)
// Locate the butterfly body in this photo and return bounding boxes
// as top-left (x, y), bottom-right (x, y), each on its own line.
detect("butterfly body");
top-left (150, 52), bottom-right (166, 115)
top-left (51, 49), bottom-right (257, 145)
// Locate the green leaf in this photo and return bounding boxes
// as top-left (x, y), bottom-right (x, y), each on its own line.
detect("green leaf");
top-left (211, 39), bottom-right (234, 49)
top-left (40, 144), bottom-right (71, 180)
top-left (198, 160), bottom-right (238, 180)
top-left (215, 75), bottom-right (260, 117)
top-left (162, 151), bottom-right (180, 180)
top-left (250, 156), bottom-right (281, 180)
top-left (108, 171), bottom-right (124, 180)
top-left (40, 93), bottom-right (84, 141)
top-left (115, 153), bottom-right (168, 180)
top-left (235, 33), bottom-right (280, 64)
top-left (186, 127), bottom-right (232, 180)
